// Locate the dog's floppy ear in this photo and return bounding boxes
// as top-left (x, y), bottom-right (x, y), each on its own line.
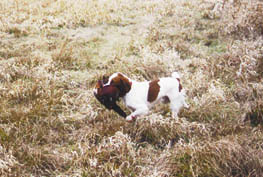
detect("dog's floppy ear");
top-left (119, 79), bottom-right (131, 95)
top-left (110, 73), bottom-right (132, 97)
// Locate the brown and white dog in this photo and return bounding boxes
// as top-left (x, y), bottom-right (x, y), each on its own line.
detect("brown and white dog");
top-left (94, 72), bottom-right (189, 122)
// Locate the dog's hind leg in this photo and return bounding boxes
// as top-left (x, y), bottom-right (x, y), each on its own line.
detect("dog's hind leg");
top-left (168, 93), bottom-right (184, 121)
top-left (170, 102), bottom-right (180, 120)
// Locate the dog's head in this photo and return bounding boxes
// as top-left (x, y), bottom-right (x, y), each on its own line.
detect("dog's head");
top-left (94, 79), bottom-right (127, 118)
top-left (94, 80), bottom-right (120, 109)
top-left (104, 72), bottom-right (132, 97)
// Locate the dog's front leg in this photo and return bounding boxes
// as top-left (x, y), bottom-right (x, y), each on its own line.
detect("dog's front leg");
top-left (126, 106), bottom-right (149, 122)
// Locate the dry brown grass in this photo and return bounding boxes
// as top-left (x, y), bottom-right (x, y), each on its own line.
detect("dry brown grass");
top-left (0, 0), bottom-right (263, 176)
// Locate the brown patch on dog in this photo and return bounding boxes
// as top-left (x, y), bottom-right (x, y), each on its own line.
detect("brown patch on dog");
top-left (110, 73), bottom-right (132, 97)
top-left (148, 79), bottom-right (160, 102)
top-left (177, 78), bottom-right (182, 92)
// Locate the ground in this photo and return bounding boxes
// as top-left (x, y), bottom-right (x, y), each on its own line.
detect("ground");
top-left (0, 0), bottom-right (263, 176)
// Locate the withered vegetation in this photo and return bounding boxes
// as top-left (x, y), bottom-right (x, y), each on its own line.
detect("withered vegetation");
top-left (0, 0), bottom-right (262, 176)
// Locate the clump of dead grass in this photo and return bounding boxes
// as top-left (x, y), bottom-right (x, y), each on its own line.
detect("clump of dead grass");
top-left (242, 83), bottom-right (263, 127)
top-left (80, 131), bottom-right (141, 176)
top-left (220, 0), bottom-right (263, 39)
top-left (165, 138), bottom-right (263, 177)
top-left (0, 145), bottom-right (20, 175)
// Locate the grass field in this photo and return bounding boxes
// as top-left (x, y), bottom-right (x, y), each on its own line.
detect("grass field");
top-left (0, 0), bottom-right (263, 176)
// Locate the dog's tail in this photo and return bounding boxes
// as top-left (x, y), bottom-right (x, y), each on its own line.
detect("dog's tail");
top-left (172, 72), bottom-right (180, 79)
